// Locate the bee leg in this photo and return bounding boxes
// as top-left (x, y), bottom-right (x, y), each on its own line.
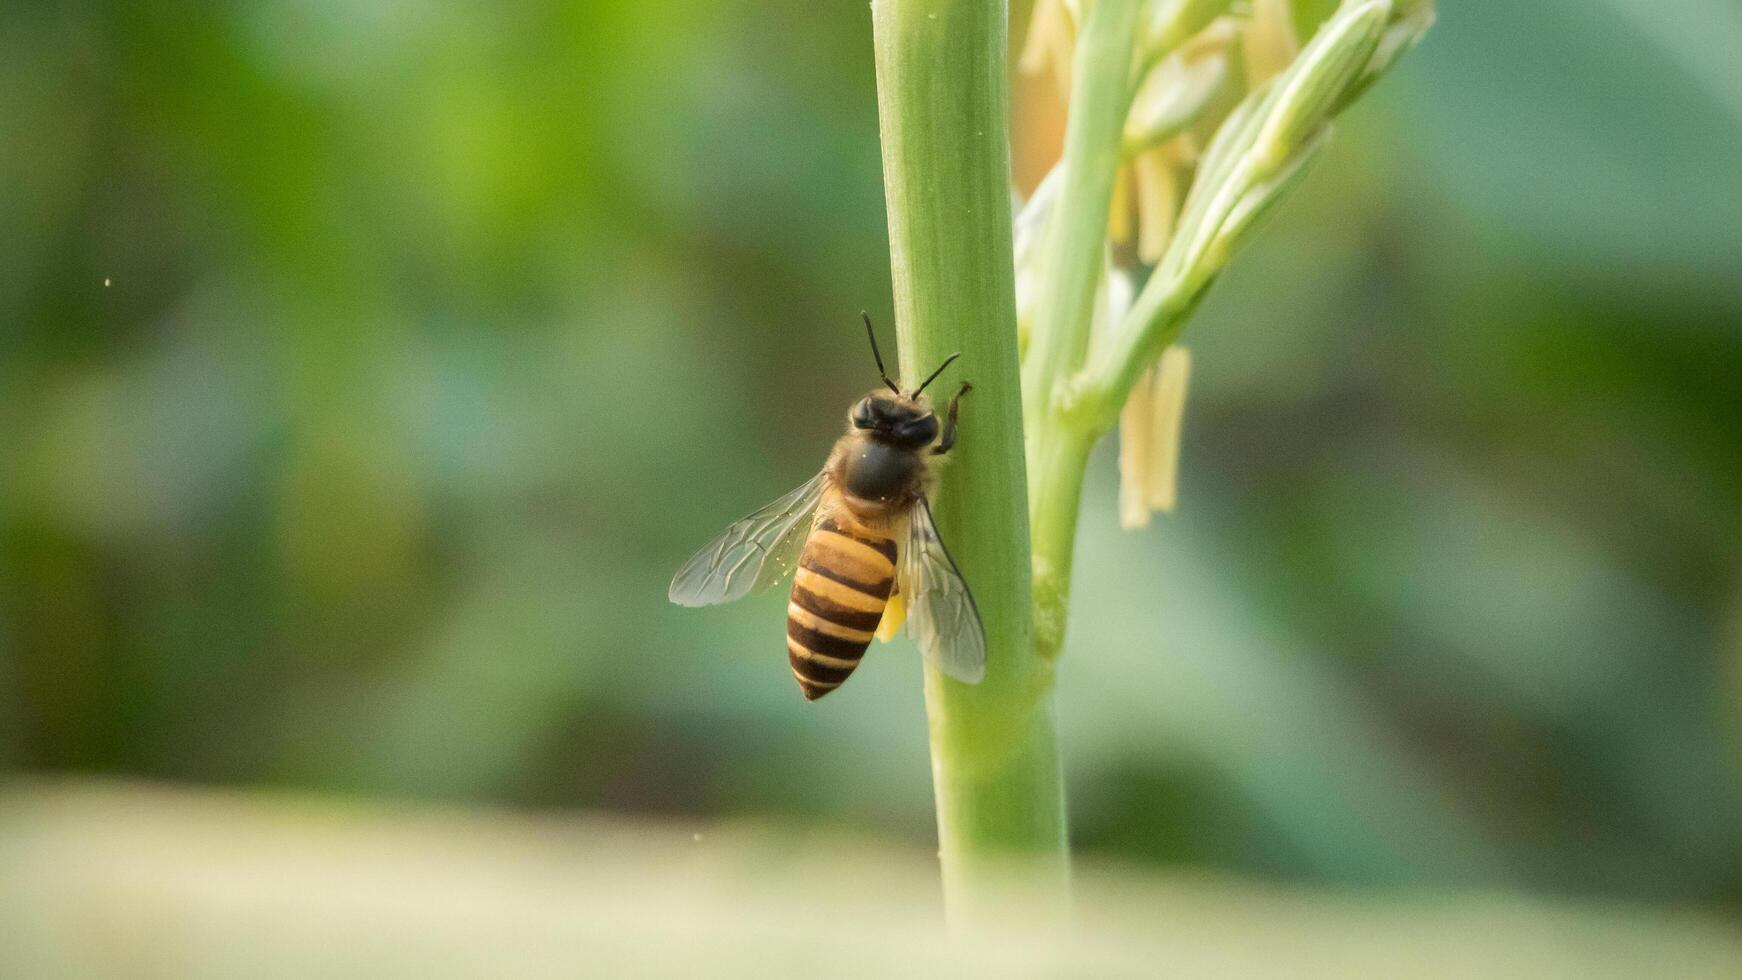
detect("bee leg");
top-left (933, 382), bottom-right (972, 455)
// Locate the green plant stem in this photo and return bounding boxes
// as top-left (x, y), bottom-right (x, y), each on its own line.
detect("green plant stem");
top-left (1032, 257), bottom-right (1210, 668)
top-left (1028, 425), bottom-right (1095, 661)
top-left (1023, 0), bottom-right (1142, 664)
top-left (1072, 266), bottom-right (1211, 430)
top-left (1019, 0), bottom-right (1145, 418)
top-left (870, 0), bottom-right (1068, 924)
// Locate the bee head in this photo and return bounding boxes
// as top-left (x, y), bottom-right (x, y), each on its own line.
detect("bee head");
top-left (852, 312), bottom-right (958, 450)
top-left (851, 391), bottom-right (938, 449)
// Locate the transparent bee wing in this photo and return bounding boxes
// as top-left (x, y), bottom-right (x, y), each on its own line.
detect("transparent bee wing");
top-left (904, 496), bottom-right (987, 684)
top-left (668, 473), bottom-right (826, 607)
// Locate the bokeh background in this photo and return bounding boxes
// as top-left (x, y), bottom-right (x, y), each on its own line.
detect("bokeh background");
top-left (3, 0), bottom-right (1740, 974)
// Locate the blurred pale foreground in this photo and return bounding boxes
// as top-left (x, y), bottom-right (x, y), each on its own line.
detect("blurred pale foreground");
top-left (2, 781), bottom-right (1739, 979)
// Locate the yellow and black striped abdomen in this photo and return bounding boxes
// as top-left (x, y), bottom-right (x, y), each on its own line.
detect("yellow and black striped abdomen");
top-left (787, 513), bottom-right (897, 700)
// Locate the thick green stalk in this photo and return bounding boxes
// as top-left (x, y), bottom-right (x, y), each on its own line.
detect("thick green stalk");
top-left (870, 0), bottom-right (1068, 922)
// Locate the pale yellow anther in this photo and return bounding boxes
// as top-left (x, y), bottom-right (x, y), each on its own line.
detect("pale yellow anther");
top-left (1241, 0), bottom-right (1298, 87)
top-left (1118, 345), bottom-right (1191, 528)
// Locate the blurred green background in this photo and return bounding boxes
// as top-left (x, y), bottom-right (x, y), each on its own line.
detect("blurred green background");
top-left (3, 0), bottom-right (1741, 949)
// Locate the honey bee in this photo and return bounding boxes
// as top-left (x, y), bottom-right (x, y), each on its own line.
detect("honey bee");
top-left (669, 314), bottom-right (986, 699)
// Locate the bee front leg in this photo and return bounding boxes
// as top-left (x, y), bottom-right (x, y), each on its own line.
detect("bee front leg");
top-left (933, 382), bottom-right (972, 455)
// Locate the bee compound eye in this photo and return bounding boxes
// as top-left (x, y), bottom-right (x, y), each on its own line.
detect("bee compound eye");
top-left (898, 415), bottom-right (938, 446)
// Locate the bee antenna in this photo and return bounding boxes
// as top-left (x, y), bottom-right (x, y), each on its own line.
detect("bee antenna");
top-left (862, 311), bottom-right (900, 394)
top-left (912, 352), bottom-right (960, 397)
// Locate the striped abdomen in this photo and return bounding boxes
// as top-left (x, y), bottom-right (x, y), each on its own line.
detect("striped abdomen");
top-left (787, 511), bottom-right (897, 700)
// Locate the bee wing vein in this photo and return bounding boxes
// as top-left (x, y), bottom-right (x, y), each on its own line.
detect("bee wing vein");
top-left (903, 496), bottom-right (987, 683)
top-left (668, 473), bottom-right (826, 606)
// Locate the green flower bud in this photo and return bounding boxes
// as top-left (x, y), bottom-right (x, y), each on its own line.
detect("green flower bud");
top-left (1336, 0), bottom-right (1435, 112)
top-left (1206, 128), bottom-right (1326, 264)
top-left (1142, 0), bottom-right (1235, 58)
top-left (1249, 0), bottom-right (1387, 174)
top-left (1123, 25), bottom-right (1236, 157)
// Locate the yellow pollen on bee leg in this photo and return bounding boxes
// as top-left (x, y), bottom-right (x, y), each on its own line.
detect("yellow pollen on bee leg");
top-left (876, 588), bottom-right (906, 641)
